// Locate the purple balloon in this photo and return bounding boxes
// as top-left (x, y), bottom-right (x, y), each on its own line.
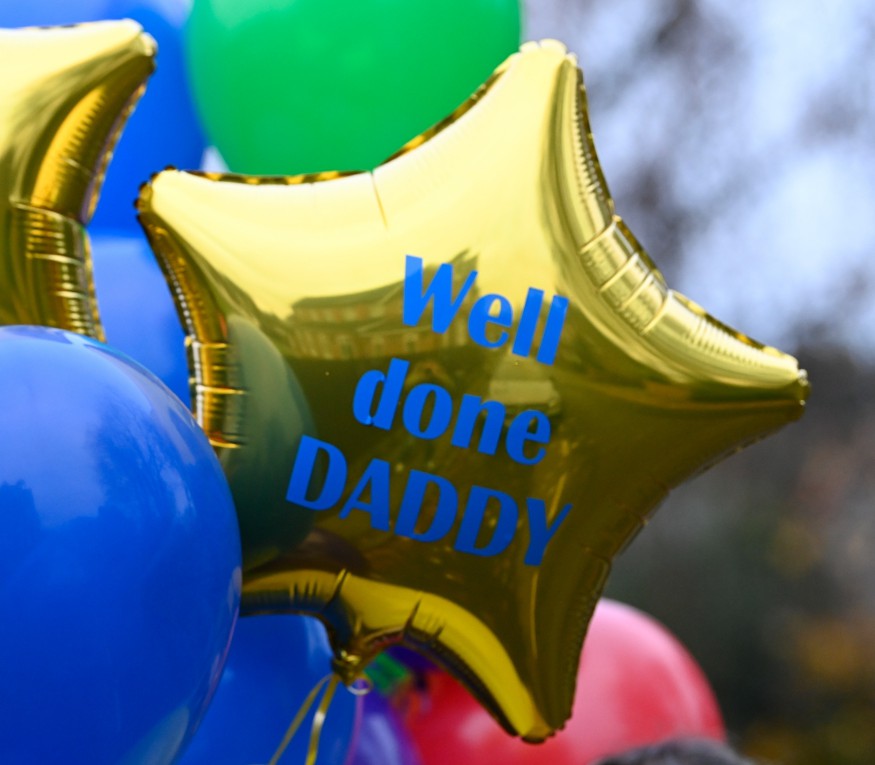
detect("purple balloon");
top-left (388, 646), bottom-right (435, 677)
top-left (350, 693), bottom-right (421, 765)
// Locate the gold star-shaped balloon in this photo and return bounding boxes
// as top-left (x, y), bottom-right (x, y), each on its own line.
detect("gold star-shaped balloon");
top-left (138, 41), bottom-right (808, 740)
top-left (0, 21), bottom-right (155, 336)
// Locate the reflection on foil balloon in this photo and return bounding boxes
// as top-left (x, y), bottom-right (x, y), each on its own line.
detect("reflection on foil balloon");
top-left (137, 41), bottom-right (809, 741)
top-left (0, 22), bottom-right (155, 336)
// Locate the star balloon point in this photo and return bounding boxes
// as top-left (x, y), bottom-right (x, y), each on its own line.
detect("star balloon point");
top-left (0, 21), bottom-right (155, 337)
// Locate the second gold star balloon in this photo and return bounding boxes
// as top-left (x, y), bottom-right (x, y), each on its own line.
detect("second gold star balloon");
top-left (0, 21), bottom-right (155, 336)
top-left (138, 41), bottom-right (809, 740)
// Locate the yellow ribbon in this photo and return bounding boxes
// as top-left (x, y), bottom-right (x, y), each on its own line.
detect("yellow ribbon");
top-left (267, 673), bottom-right (341, 765)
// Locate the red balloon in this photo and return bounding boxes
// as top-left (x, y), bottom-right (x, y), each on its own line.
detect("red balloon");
top-left (403, 600), bottom-right (725, 765)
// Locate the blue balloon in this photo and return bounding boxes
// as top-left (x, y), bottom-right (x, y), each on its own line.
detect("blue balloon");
top-left (0, 327), bottom-right (241, 765)
top-left (178, 615), bottom-right (361, 765)
top-left (0, 0), bottom-right (206, 232)
top-left (91, 231), bottom-right (190, 406)
top-left (350, 693), bottom-right (422, 765)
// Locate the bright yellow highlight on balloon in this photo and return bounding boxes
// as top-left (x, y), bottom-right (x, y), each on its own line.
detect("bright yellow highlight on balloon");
top-left (0, 21), bottom-right (155, 337)
top-left (138, 40), bottom-right (808, 740)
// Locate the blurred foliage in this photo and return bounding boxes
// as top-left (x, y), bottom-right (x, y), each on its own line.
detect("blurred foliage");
top-left (525, 1), bottom-right (875, 762)
top-left (604, 347), bottom-right (875, 765)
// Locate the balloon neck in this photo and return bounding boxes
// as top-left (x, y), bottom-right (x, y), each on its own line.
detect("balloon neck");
top-left (332, 650), bottom-right (369, 686)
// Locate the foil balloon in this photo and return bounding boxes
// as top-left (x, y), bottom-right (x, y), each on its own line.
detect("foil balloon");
top-left (0, 21), bottom-right (154, 336)
top-left (0, 0), bottom-right (208, 233)
top-left (137, 41), bottom-right (809, 740)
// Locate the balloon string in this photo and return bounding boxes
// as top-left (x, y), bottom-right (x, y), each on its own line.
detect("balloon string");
top-left (305, 674), bottom-right (340, 765)
top-left (267, 673), bottom-right (333, 765)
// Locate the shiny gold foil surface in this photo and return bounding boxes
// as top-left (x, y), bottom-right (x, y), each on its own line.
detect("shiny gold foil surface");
top-left (138, 41), bottom-right (809, 740)
top-left (0, 21), bottom-right (155, 337)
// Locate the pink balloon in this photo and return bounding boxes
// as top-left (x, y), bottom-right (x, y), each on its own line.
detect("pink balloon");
top-left (404, 600), bottom-right (725, 764)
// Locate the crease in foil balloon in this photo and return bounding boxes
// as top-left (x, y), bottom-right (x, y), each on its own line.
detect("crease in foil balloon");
top-left (0, 22), bottom-right (156, 337)
top-left (137, 40), bottom-right (809, 741)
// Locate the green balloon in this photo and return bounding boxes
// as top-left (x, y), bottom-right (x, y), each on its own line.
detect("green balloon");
top-left (186, 0), bottom-right (522, 174)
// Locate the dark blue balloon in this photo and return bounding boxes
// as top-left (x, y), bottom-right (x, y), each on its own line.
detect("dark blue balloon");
top-left (0, 327), bottom-right (241, 765)
top-left (91, 231), bottom-right (190, 406)
top-left (350, 692), bottom-right (422, 765)
top-left (0, 0), bottom-right (206, 232)
top-left (178, 615), bottom-right (361, 765)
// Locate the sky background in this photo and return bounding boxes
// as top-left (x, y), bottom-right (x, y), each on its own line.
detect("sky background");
top-left (526, 0), bottom-right (875, 358)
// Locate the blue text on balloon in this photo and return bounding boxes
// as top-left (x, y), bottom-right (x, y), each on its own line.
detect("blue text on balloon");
top-left (353, 358), bottom-right (551, 465)
top-left (286, 254), bottom-right (571, 565)
top-left (403, 255), bottom-right (568, 363)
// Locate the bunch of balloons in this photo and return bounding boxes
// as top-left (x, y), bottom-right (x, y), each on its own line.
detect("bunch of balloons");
top-left (1, 0), bottom-right (810, 762)
top-left (0, 0), bottom-right (521, 761)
